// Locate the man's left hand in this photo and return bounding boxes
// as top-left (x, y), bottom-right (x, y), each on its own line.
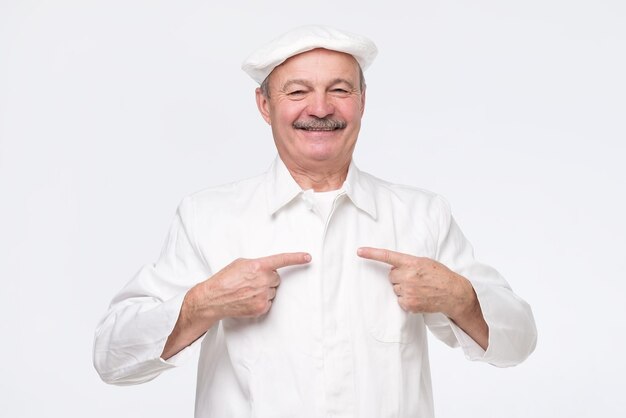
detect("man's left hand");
top-left (357, 247), bottom-right (478, 323)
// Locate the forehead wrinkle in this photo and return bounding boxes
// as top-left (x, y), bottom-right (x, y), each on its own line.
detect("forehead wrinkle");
top-left (270, 49), bottom-right (362, 94)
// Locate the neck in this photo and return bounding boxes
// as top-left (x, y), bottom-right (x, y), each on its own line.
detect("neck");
top-left (283, 159), bottom-right (350, 192)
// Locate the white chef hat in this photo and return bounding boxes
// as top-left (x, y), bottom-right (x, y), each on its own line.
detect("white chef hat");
top-left (241, 25), bottom-right (378, 84)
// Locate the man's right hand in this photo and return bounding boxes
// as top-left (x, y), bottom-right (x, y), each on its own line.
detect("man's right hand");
top-left (190, 252), bottom-right (312, 320)
top-left (161, 252), bottom-right (311, 360)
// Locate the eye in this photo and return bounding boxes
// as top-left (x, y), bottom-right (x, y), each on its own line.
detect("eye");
top-left (287, 90), bottom-right (306, 96)
top-left (331, 88), bottom-right (351, 96)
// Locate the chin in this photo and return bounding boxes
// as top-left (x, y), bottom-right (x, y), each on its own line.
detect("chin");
top-left (302, 146), bottom-right (341, 162)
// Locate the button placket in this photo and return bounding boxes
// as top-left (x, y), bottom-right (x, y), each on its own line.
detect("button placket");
top-left (319, 195), bottom-right (355, 416)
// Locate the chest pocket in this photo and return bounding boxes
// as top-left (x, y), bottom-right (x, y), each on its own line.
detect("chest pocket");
top-left (358, 258), bottom-right (423, 344)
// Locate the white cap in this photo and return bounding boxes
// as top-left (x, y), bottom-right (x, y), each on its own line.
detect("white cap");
top-left (241, 25), bottom-right (378, 84)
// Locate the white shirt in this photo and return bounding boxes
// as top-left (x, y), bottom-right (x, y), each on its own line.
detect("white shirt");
top-left (94, 157), bottom-right (537, 418)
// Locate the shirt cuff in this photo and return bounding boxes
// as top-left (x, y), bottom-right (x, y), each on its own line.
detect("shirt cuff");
top-left (448, 320), bottom-right (487, 360)
top-left (158, 330), bottom-right (205, 366)
top-left (95, 292), bottom-right (204, 384)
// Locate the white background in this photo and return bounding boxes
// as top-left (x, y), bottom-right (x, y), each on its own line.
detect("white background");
top-left (1, 1), bottom-right (624, 417)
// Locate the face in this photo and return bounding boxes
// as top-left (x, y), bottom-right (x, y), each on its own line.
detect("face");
top-left (256, 48), bottom-right (366, 173)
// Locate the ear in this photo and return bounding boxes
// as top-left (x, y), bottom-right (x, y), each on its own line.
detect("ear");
top-left (359, 86), bottom-right (367, 117)
top-left (255, 88), bottom-right (272, 125)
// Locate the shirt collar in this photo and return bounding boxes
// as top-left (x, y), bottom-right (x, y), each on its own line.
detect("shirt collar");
top-left (265, 156), bottom-right (378, 219)
top-left (343, 160), bottom-right (377, 219)
top-left (265, 156), bottom-right (304, 215)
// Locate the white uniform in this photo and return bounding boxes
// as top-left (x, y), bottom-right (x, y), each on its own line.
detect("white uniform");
top-left (94, 157), bottom-right (537, 417)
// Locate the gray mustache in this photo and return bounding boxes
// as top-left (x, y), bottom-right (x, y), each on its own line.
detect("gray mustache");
top-left (293, 118), bottom-right (347, 130)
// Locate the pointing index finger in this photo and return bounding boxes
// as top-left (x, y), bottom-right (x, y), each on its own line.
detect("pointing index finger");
top-left (357, 247), bottom-right (410, 267)
top-left (258, 252), bottom-right (312, 270)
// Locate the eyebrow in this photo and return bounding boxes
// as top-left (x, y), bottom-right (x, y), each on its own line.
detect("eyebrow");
top-left (329, 78), bottom-right (356, 90)
top-left (281, 79), bottom-right (312, 91)
top-left (281, 78), bottom-right (356, 91)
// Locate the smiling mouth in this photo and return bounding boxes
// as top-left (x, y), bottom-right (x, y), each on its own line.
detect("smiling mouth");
top-left (297, 127), bottom-right (341, 131)
top-left (293, 118), bottom-right (346, 131)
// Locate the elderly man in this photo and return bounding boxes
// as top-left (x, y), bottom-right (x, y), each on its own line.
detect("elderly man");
top-left (94, 25), bottom-right (537, 417)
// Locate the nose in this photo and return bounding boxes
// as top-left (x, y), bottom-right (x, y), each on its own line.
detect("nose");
top-left (306, 92), bottom-right (335, 118)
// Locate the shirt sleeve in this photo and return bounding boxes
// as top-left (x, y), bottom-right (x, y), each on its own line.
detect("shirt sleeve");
top-left (423, 196), bottom-right (537, 367)
top-left (93, 196), bottom-right (212, 385)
